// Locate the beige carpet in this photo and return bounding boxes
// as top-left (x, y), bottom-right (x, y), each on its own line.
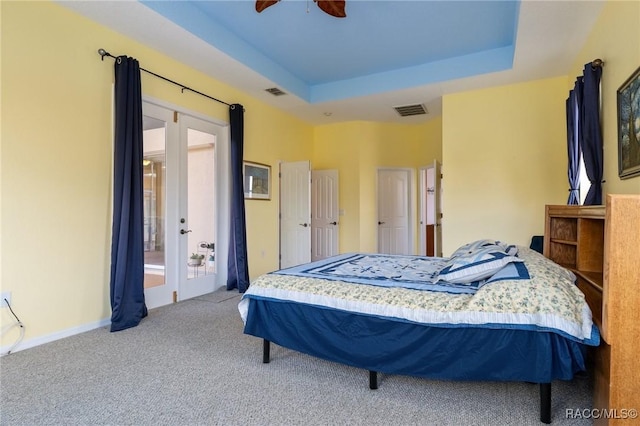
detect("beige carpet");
top-left (0, 289), bottom-right (593, 425)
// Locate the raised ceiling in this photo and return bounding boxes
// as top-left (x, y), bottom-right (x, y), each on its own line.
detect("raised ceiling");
top-left (59, 0), bottom-right (605, 124)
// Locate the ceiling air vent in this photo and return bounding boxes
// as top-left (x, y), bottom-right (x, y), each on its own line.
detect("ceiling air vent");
top-left (393, 103), bottom-right (428, 117)
top-left (265, 87), bottom-right (287, 96)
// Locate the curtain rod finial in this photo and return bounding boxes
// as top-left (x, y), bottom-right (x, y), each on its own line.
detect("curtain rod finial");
top-left (592, 58), bottom-right (604, 68)
top-left (98, 48), bottom-right (108, 61)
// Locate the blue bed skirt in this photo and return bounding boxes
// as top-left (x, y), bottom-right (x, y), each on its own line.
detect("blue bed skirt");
top-left (243, 297), bottom-right (587, 383)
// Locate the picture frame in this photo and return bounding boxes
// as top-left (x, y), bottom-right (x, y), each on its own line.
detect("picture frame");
top-left (243, 161), bottom-right (271, 200)
top-left (617, 65), bottom-right (640, 179)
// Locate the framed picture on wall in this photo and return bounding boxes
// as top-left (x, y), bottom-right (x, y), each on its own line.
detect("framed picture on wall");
top-left (617, 65), bottom-right (640, 179)
top-left (243, 161), bottom-right (271, 200)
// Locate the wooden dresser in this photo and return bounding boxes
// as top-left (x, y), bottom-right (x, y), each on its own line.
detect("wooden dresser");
top-left (544, 194), bottom-right (640, 425)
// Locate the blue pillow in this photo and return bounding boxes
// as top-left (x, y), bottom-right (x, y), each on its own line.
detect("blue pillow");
top-left (485, 261), bottom-right (530, 284)
top-left (451, 239), bottom-right (519, 258)
top-left (450, 239), bottom-right (500, 258)
top-left (437, 246), bottom-right (523, 284)
top-left (500, 243), bottom-right (519, 256)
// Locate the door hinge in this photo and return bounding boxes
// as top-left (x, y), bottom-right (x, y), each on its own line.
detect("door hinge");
top-left (440, 213), bottom-right (443, 219)
top-left (173, 111), bottom-right (178, 123)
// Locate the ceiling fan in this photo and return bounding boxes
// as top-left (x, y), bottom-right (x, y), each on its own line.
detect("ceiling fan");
top-left (256, 0), bottom-right (346, 18)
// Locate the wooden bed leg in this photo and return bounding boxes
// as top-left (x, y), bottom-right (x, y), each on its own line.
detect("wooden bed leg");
top-left (540, 383), bottom-right (551, 424)
top-left (263, 339), bottom-right (270, 363)
top-left (369, 371), bottom-right (378, 390)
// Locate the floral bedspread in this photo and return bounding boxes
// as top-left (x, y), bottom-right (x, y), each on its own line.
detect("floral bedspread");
top-left (238, 247), bottom-right (599, 345)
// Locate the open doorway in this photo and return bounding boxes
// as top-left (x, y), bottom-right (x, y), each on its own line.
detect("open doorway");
top-left (419, 161), bottom-right (442, 257)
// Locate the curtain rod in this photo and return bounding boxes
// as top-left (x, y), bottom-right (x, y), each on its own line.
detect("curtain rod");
top-left (98, 48), bottom-right (233, 108)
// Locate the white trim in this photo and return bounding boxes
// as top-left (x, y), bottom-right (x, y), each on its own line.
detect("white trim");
top-left (142, 94), bottom-right (229, 128)
top-left (418, 166), bottom-right (429, 256)
top-left (140, 97), bottom-right (230, 306)
top-left (1, 317), bottom-right (111, 356)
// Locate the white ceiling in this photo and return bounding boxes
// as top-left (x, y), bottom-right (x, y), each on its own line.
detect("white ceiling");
top-left (59, 0), bottom-right (605, 125)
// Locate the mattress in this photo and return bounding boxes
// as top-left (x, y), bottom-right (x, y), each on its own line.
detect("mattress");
top-left (238, 245), bottom-right (599, 382)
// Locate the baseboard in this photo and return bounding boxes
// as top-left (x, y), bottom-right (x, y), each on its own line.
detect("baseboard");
top-left (1, 317), bottom-right (111, 355)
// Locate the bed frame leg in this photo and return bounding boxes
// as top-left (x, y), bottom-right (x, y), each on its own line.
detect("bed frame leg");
top-left (263, 339), bottom-right (270, 363)
top-left (369, 371), bottom-right (378, 390)
top-left (540, 382), bottom-right (551, 424)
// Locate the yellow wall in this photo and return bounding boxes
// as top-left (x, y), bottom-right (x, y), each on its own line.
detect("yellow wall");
top-left (243, 107), bottom-right (313, 279)
top-left (441, 0), bottom-right (640, 256)
top-left (568, 0), bottom-right (640, 196)
top-left (313, 123), bottom-right (364, 253)
top-left (313, 119), bottom-right (442, 253)
top-left (0, 1), bottom-right (4, 333)
top-left (0, 1), bottom-right (312, 347)
top-left (442, 77), bottom-right (569, 255)
top-left (2, 0), bottom-right (636, 351)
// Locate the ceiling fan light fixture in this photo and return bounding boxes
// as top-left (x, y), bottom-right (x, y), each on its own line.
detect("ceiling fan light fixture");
top-left (314, 0), bottom-right (346, 18)
top-left (256, 0), bottom-right (346, 18)
top-left (256, 0), bottom-right (279, 13)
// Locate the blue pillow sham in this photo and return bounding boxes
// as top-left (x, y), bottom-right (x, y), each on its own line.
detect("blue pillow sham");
top-left (438, 241), bottom-right (523, 284)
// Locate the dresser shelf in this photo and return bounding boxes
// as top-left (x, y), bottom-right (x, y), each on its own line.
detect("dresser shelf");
top-left (544, 195), bottom-right (640, 425)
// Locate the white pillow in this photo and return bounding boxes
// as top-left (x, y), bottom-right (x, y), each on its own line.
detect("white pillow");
top-left (451, 239), bottom-right (518, 258)
top-left (437, 246), bottom-right (523, 284)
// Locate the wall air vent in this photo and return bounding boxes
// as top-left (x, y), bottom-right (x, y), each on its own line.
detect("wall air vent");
top-left (265, 87), bottom-right (287, 96)
top-left (393, 103), bottom-right (428, 117)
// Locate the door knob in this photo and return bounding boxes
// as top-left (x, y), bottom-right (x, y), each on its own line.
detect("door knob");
top-left (329, 221), bottom-right (338, 225)
top-left (378, 221), bottom-right (385, 225)
top-left (180, 229), bottom-right (192, 234)
top-left (298, 223), bottom-right (308, 227)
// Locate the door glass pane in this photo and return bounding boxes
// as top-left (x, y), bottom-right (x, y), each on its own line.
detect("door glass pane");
top-left (143, 117), bottom-right (166, 288)
top-left (186, 128), bottom-right (216, 280)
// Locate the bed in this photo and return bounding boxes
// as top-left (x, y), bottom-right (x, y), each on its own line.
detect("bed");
top-left (238, 240), bottom-right (600, 424)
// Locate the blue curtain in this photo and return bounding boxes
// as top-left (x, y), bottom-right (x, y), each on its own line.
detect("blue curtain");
top-left (566, 62), bottom-right (603, 206)
top-left (109, 56), bottom-right (148, 332)
top-left (227, 104), bottom-right (250, 293)
top-left (580, 63), bottom-right (603, 205)
top-left (566, 82), bottom-right (582, 205)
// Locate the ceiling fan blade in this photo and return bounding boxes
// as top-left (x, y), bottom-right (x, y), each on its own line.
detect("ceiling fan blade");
top-left (256, 0), bottom-right (279, 13)
top-left (314, 0), bottom-right (346, 18)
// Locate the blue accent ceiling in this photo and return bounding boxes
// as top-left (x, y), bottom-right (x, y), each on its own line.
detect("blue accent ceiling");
top-left (141, 1), bottom-right (520, 103)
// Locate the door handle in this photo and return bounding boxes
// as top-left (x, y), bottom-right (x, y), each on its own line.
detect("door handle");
top-left (329, 221), bottom-right (338, 225)
top-left (298, 223), bottom-right (308, 227)
top-left (378, 221), bottom-right (385, 225)
top-left (180, 229), bottom-right (192, 234)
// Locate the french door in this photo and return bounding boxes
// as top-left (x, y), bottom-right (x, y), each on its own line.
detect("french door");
top-left (142, 101), bottom-right (229, 309)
